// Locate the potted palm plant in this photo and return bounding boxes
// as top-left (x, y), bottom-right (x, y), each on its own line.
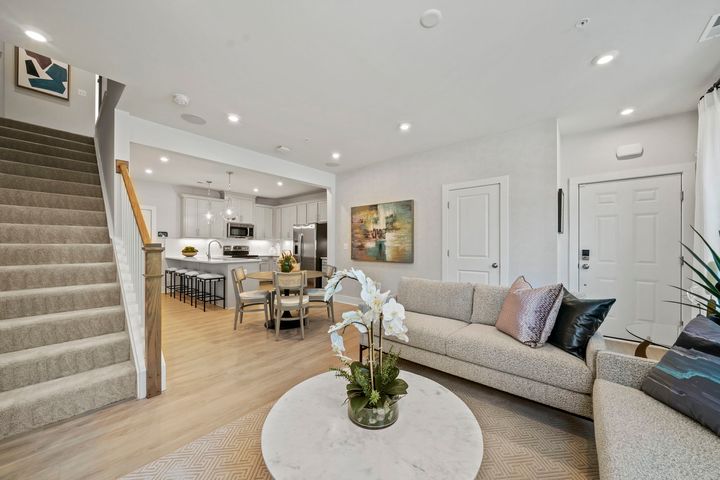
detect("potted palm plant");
top-left (324, 268), bottom-right (409, 429)
top-left (669, 227), bottom-right (719, 321)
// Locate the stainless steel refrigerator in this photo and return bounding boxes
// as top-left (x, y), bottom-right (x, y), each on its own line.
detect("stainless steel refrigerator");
top-left (293, 223), bottom-right (327, 287)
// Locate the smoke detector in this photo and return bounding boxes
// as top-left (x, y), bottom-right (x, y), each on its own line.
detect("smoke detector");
top-left (699, 14), bottom-right (720, 42)
top-left (172, 93), bottom-right (190, 106)
top-left (275, 145), bottom-right (291, 154)
top-left (420, 9), bottom-right (442, 29)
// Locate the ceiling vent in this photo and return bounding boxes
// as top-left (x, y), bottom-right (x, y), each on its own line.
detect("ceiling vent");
top-left (699, 14), bottom-right (720, 42)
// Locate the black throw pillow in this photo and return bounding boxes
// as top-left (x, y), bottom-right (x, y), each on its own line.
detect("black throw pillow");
top-left (641, 316), bottom-right (720, 436)
top-left (548, 290), bottom-right (615, 359)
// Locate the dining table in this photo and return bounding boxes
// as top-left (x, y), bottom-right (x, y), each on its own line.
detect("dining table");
top-left (246, 270), bottom-right (324, 330)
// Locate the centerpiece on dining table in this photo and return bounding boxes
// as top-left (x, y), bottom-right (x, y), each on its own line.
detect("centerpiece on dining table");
top-left (277, 251), bottom-right (298, 273)
top-left (324, 268), bottom-right (410, 429)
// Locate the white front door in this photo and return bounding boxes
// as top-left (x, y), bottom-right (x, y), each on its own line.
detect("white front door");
top-left (577, 174), bottom-right (682, 340)
top-left (445, 183), bottom-right (501, 285)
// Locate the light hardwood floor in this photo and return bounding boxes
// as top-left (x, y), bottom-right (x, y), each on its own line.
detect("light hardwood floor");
top-left (0, 295), bottom-right (359, 480)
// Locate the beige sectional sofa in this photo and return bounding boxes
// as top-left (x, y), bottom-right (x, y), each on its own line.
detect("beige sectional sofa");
top-left (362, 277), bottom-right (605, 417)
top-left (593, 350), bottom-right (720, 480)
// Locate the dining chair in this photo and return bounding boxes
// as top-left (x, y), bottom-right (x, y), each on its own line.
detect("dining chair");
top-left (273, 271), bottom-right (309, 340)
top-left (232, 267), bottom-right (271, 329)
top-left (305, 265), bottom-right (337, 323)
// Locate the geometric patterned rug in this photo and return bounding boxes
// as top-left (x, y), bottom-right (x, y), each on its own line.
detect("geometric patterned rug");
top-left (122, 362), bottom-right (598, 479)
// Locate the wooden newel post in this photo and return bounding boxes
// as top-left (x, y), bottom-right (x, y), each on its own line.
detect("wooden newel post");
top-left (144, 243), bottom-right (164, 398)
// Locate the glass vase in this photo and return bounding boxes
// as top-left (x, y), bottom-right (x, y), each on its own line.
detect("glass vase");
top-left (347, 400), bottom-right (399, 429)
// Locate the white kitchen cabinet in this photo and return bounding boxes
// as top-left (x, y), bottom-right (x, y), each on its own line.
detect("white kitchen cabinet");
top-left (182, 195), bottom-right (225, 238)
top-left (226, 194), bottom-right (254, 224)
top-left (281, 205), bottom-right (296, 240)
top-left (306, 202), bottom-right (318, 223)
top-left (317, 201), bottom-right (328, 222)
top-left (254, 205), bottom-right (274, 240)
top-left (296, 203), bottom-right (307, 224)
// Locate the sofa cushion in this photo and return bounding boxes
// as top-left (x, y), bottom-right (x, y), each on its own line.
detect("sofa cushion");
top-left (469, 284), bottom-right (509, 325)
top-left (389, 311), bottom-right (468, 355)
top-left (594, 379), bottom-right (720, 480)
top-left (398, 277), bottom-right (474, 322)
top-left (446, 324), bottom-right (593, 394)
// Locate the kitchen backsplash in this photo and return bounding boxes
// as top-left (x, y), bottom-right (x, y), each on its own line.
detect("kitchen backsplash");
top-left (164, 238), bottom-right (293, 257)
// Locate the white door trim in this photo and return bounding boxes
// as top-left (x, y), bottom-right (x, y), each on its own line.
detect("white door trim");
top-left (568, 163), bottom-right (695, 320)
top-left (140, 205), bottom-right (157, 242)
top-left (442, 176), bottom-right (510, 285)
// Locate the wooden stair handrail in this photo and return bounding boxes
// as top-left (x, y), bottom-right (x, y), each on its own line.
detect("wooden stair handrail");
top-left (115, 159), bottom-right (164, 398)
top-left (116, 160), bottom-right (152, 246)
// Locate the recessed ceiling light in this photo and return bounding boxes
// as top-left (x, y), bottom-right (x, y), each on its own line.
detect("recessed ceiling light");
top-left (145, 169), bottom-right (153, 174)
top-left (619, 107), bottom-right (635, 116)
top-left (592, 50), bottom-right (619, 66)
top-left (277, 181), bottom-right (283, 186)
top-left (420, 9), bottom-right (442, 29)
top-left (227, 113), bottom-right (240, 123)
top-left (331, 152), bottom-right (341, 160)
top-left (25, 30), bottom-right (47, 42)
top-left (160, 156), bottom-right (169, 163)
top-left (253, 188), bottom-right (259, 193)
top-left (398, 122), bottom-right (412, 132)
top-left (180, 113), bottom-right (206, 125)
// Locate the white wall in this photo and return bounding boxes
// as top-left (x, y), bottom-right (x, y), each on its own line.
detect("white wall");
top-left (334, 120), bottom-right (559, 300)
top-left (2, 42), bottom-right (96, 136)
top-left (0, 43), bottom-right (5, 118)
top-left (557, 111), bottom-right (698, 283)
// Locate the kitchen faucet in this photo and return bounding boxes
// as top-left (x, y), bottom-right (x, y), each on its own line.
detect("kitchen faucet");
top-left (207, 240), bottom-right (223, 260)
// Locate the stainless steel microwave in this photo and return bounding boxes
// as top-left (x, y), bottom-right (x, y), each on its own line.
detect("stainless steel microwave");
top-left (227, 223), bottom-right (254, 239)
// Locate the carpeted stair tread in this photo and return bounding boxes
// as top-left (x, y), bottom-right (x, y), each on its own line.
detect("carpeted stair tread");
top-left (0, 361), bottom-right (136, 440)
top-left (0, 263), bottom-right (117, 291)
top-left (0, 244), bottom-right (114, 266)
top-left (0, 223), bottom-right (110, 244)
top-left (0, 204), bottom-right (107, 226)
top-left (0, 332), bottom-right (130, 392)
top-left (0, 283), bottom-right (121, 320)
top-left (0, 147), bottom-right (99, 173)
top-left (0, 188), bottom-right (105, 211)
top-left (0, 306), bottom-right (125, 354)
top-left (0, 137), bottom-right (96, 163)
top-left (0, 173), bottom-right (102, 197)
top-left (0, 118), bottom-right (94, 145)
top-left (0, 158), bottom-right (100, 185)
top-left (0, 125), bottom-right (95, 154)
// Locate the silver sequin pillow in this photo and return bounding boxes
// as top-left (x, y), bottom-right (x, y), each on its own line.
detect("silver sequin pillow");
top-left (496, 276), bottom-right (564, 348)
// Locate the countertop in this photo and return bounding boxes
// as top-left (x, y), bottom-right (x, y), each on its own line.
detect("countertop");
top-left (165, 255), bottom-right (262, 264)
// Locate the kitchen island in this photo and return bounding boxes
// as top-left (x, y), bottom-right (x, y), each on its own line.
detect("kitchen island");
top-left (165, 255), bottom-right (262, 309)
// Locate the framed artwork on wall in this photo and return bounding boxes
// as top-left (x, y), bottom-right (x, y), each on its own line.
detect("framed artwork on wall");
top-left (351, 199), bottom-right (414, 263)
top-left (15, 47), bottom-right (70, 100)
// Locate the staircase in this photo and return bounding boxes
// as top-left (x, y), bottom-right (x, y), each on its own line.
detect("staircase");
top-left (0, 118), bottom-right (136, 440)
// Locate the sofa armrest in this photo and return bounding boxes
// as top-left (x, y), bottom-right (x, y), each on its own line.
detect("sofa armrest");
top-left (595, 350), bottom-right (658, 389)
top-left (585, 332), bottom-right (607, 377)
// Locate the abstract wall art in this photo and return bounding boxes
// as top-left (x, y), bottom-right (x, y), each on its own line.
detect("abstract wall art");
top-left (16, 47), bottom-right (70, 100)
top-left (351, 200), bottom-right (414, 263)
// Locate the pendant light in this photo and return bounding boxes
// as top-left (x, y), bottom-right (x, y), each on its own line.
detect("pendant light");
top-left (223, 171), bottom-right (237, 222)
top-left (204, 181), bottom-right (213, 223)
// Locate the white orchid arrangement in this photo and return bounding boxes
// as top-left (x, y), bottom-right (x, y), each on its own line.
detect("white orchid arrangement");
top-left (325, 268), bottom-right (410, 415)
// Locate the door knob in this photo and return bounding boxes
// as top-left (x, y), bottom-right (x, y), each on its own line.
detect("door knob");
top-left (491, 263), bottom-right (499, 268)
top-left (581, 264), bottom-right (590, 270)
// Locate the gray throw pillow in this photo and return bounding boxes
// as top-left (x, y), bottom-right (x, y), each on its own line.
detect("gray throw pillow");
top-left (641, 315), bottom-right (720, 436)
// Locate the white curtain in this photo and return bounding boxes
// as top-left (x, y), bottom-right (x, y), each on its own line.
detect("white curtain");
top-left (695, 88), bottom-right (720, 262)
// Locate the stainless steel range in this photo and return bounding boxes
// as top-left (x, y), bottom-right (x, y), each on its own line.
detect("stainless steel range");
top-left (222, 245), bottom-right (258, 258)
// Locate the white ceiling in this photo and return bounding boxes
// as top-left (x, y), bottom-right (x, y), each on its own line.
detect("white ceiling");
top-left (2, 1), bottom-right (720, 172)
top-left (129, 143), bottom-right (324, 198)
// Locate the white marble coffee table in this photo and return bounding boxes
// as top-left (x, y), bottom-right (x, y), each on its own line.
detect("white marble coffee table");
top-left (261, 370), bottom-right (483, 479)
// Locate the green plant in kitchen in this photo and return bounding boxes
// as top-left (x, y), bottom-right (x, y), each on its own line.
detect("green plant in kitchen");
top-left (669, 227), bottom-right (720, 320)
top-left (277, 250), bottom-right (297, 272)
top-left (182, 246), bottom-right (198, 257)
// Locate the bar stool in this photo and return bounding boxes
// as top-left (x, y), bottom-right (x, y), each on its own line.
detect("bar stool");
top-left (172, 269), bottom-right (188, 299)
top-left (164, 267), bottom-right (178, 295)
top-left (183, 271), bottom-right (200, 306)
top-left (197, 273), bottom-right (226, 311)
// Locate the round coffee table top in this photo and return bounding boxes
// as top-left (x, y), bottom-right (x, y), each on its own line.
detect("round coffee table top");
top-left (261, 370), bottom-right (483, 479)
